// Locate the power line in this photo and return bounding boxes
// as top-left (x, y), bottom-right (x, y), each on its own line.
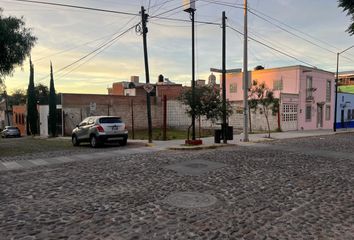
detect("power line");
top-left (150, 0), bottom-right (199, 19)
top-left (227, 25), bottom-right (317, 68)
top-left (199, 0), bottom-right (354, 62)
top-left (10, 0), bottom-right (138, 16)
top-left (37, 23), bottom-right (138, 82)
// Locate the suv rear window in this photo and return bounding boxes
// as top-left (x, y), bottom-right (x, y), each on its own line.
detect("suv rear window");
top-left (99, 117), bottom-right (122, 124)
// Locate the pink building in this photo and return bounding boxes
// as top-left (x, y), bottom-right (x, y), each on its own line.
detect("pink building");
top-left (224, 65), bottom-right (335, 131)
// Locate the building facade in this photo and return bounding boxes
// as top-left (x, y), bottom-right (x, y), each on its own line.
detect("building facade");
top-left (336, 92), bottom-right (354, 129)
top-left (225, 65), bottom-right (335, 131)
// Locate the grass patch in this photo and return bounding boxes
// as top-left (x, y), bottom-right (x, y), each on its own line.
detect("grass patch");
top-left (0, 137), bottom-right (73, 158)
top-left (129, 128), bottom-right (214, 140)
top-left (339, 85), bottom-right (354, 94)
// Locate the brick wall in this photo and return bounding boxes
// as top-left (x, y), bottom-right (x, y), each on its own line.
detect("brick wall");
top-left (62, 94), bottom-right (162, 136)
top-left (156, 85), bottom-right (183, 99)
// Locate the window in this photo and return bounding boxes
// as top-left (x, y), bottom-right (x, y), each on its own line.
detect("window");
top-left (326, 80), bottom-right (331, 102)
top-left (325, 106), bottom-right (331, 121)
top-left (15, 114), bottom-right (18, 124)
top-left (306, 76), bottom-right (313, 99)
top-left (230, 83), bottom-right (237, 93)
top-left (273, 79), bottom-right (283, 90)
top-left (306, 105), bottom-right (312, 121)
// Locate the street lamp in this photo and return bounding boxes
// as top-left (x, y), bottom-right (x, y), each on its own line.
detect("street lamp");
top-left (334, 44), bottom-right (354, 132)
top-left (183, 0), bottom-right (196, 141)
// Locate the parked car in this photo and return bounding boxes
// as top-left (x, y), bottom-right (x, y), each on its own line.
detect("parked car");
top-left (1, 126), bottom-right (21, 138)
top-left (72, 116), bottom-right (128, 147)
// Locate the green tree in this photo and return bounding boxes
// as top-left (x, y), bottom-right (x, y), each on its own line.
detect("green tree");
top-left (26, 59), bottom-right (38, 135)
top-left (48, 62), bottom-right (57, 137)
top-left (8, 88), bottom-right (26, 107)
top-left (179, 85), bottom-right (233, 137)
top-left (249, 80), bottom-right (279, 138)
top-left (0, 8), bottom-right (37, 82)
top-left (338, 0), bottom-right (354, 35)
top-left (35, 83), bottom-right (49, 105)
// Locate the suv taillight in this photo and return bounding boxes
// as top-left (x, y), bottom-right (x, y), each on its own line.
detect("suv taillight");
top-left (96, 125), bottom-right (104, 132)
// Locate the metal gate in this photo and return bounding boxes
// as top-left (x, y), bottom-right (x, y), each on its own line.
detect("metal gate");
top-left (281, 103), bottom-right (298, 131)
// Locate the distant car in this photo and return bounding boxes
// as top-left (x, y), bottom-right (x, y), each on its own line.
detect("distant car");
top-left (71, 116), bottom-right (128, 148)
top-left (1, 126), bottom-right (21, 138)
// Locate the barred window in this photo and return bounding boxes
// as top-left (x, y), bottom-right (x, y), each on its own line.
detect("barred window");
top-left (326, 80), bottom-right (331, 102)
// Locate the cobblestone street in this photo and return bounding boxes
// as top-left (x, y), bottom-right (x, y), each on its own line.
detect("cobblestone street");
top-left (1, 133), bottom-right (354, 239)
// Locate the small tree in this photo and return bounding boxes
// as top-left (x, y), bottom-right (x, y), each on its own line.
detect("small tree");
top-left (249, 80), bottom-right (279, 138)
top-left (26, 59), bottom-right (38, 135)
top-left (48, 62), bottom-right (57, 137)
top-left (8, 89), bottom-right (26, 106)
top-left (179, 85), bottom-right (233, 138)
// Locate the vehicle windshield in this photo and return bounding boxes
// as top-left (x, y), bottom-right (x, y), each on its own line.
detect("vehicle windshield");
top-left (7, 127), bottom-right (18, 130)
top-left (99, 117), bottom-right (122, 124)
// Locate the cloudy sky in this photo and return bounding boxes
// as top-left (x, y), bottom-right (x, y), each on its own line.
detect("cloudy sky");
top-left (1, 0), bottom-right (353, 94)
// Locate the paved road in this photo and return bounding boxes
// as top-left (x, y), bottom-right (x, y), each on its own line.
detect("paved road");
top-left (1, 134), bottom-right (354, 239)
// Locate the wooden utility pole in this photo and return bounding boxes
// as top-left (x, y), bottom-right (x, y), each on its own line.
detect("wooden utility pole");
top-left (141, 6), bottom-right (153, 143)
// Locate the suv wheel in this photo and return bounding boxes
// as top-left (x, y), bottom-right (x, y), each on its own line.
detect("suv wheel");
top-left (90, 135), bottom-right (99, 148)
top-left (72, 135), bottom-right (80, 146)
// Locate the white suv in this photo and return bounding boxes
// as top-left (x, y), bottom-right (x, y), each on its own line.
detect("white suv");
top-left (72, 116), bottom-right (128, 147)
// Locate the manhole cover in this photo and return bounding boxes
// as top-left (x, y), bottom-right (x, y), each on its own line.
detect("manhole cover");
top-left (164, 192), bottom-right (217, 209)
top-left (184, 163), bottom-right (208, 169)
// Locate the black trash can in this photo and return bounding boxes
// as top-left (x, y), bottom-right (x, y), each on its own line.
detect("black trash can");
top-left (214, 129), bottom-right (222, 143)
top-left (227, 126), bottom-right (233, 140)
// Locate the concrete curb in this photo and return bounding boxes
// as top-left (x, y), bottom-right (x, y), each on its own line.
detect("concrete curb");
top-left (167, 144), bottom-right (235, 151)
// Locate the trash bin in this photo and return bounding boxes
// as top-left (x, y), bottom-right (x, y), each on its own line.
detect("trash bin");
top-left (214, 129), bottom-right (222, 143)
top-left (227, 126), bottom-right (233, 140)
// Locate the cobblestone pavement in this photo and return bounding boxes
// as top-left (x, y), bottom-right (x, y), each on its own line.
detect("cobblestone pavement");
top-left (0, 140), bottom-right (146, 163)
top-left (1, 134), bottom-right (354, 239)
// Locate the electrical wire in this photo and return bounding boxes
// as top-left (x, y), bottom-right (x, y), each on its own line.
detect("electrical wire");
top-left (227, 25), bottom-right (317, 68)
top-left (10, 0), bottom-right (138, 16)
top-left (37, 23), bottom-right (138, 82)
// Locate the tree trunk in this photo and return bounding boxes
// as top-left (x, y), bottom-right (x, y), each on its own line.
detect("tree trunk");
top-left (264, 106), bottom-right (271, 138)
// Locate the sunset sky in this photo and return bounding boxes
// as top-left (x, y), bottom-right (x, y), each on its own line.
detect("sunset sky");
top-left (1, 0), bottom-right (353, 94)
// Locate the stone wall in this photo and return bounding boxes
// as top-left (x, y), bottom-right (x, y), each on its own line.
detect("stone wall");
top-left (166, 100), bottom-right (279, 132)
top-left (61, 94), bottom-right (279, 136)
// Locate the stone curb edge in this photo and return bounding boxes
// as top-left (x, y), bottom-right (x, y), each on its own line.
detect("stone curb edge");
top-left (167, 144), bottom-right (236, 151)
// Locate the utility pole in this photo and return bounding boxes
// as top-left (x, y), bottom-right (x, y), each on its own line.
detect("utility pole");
top-left (4, 91), bottom-right (10, 126)
top-left (242, 0), bottom-right (249, 142)
top-left (334, 52), bottom-right (339, 132)
top-left (141, 6), bottom-right (153, 143)
top-left (222, 11), bottom-right (227, 144)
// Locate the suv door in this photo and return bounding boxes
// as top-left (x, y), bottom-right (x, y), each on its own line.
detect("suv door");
top-left (76, 118), bottom-right (89, 140)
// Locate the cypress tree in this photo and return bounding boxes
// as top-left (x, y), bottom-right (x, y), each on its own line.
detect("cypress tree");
top-left (48, 61), bottom-right (57, 137)
top-left (26, 58), bottom-right (38, 135)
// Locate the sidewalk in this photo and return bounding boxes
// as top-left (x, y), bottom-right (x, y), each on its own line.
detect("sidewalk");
top-left (1, 129), bottom-right (353, 172)
top-left (142, 128), bottom-right (354, 149)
